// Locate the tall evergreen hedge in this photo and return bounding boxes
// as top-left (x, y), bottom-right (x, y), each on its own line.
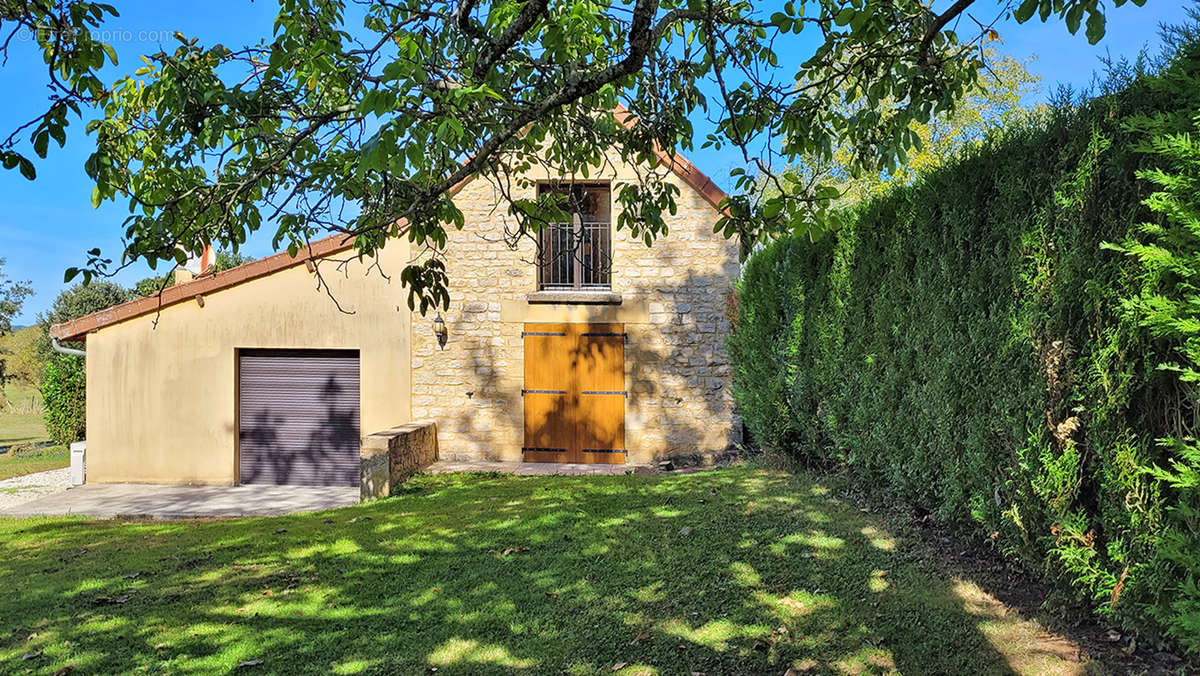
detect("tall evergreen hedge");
top-left (729, 27), bottom-right (1200, 650)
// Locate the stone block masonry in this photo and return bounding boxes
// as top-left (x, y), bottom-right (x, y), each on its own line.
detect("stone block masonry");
top-left (359, 421), bottom-right (439, 501)
top-left (410, 154), bottom-right (742, 465)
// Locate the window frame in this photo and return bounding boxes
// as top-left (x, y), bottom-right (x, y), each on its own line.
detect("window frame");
top-left (535, 183), bottom-right (612, 291)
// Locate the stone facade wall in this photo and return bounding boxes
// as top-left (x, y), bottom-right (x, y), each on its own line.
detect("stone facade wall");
top-left (410, 158), bottom-right (741, 465)
top-left (359, 421), bottom-right (439, 500)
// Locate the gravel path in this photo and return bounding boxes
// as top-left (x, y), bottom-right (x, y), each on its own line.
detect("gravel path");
top-left (0, 468), bottom-right (71, 512)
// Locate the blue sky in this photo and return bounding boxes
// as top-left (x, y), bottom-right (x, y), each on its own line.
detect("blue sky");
top-left (0, 0), bottom-right (1193, 324)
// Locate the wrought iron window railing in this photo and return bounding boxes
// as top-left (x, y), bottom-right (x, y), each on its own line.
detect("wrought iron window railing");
top-left (537, 220), bottom-right (611, 290)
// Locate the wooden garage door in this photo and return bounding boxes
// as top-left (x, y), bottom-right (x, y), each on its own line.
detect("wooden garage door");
top-left (523, 323), bottom-right (625, 464)
top-left (238, 349), bottom-right (361, 486)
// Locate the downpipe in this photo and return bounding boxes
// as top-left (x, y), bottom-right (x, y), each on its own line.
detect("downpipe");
top-left (51, 337), bottom-right (86, 357)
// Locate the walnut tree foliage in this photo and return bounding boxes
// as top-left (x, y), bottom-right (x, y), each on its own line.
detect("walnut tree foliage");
top-left (0, 0), bottom-right (1147, 311)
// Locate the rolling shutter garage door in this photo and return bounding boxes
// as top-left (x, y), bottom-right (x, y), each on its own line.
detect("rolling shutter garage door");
top-left (238, 349), bottom-right (361, 486)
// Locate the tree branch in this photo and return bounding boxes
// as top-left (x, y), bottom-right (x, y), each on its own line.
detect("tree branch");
top-left (471, 0), bottom-right (551, 80)
top-left (918, 0), bottom-right (976, 67)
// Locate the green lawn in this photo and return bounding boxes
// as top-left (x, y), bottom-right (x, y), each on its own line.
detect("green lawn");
top-left (0, 445), bottom-right (68, 481)
top-left (0, 381), bottom-right (48, 447)
top-left (0, 382), bottom-right (63, 480)
top-left (0, 467), bottom-right (1090, 675)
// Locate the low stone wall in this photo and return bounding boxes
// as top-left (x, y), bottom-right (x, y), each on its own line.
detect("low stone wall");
top-left (359, 421), bottom-right (439, 501)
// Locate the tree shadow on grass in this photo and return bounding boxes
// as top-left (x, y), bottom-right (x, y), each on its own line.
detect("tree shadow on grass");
top-left (0, 467), bottom-right (1084, 675)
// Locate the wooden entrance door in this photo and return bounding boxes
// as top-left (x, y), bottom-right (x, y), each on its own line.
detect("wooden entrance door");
top-left (523, 323), bottom-right (625, 464)
top-left (522, 324), bottom-right (573, 463)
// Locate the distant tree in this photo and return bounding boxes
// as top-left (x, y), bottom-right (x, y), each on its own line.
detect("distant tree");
top-left (214, 250), bottom-right (253, 270)
top-left (34, 281), bottom-right (132, 360)
top-left (0, 259), bottom-right (32, 335)
top-left (0, 258), bottom-right (34, 393)
top-left (132, 249), bottom-right (255, 297)
top-left (1, 327), bottom-right (43, 386)
top-left (760, 52), bottom-right (1042, 225)
top-left (130, 273), bottom-right (170, 299)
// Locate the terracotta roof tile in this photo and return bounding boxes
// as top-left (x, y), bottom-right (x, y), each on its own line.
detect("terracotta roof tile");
top-left (50, 233), bottom-right (359, 341)
top-left (612, 104), bottom-right (730, 214)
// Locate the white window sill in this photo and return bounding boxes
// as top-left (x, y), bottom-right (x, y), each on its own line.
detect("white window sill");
top-left (526, 290), bottom-right (622, 305)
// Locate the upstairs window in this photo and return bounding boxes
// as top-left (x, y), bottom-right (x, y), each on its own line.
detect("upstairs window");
top-left (537, 184), bottom-right (611, 290)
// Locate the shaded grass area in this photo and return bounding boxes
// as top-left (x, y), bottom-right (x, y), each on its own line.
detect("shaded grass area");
top-left (0, 382), bottom-right (48, 448)
top-left (0, 467), bottom-right (1089, 675)
top-left (0, 446), bottom-right (67, 481)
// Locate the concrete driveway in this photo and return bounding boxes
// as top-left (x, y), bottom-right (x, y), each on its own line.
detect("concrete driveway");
top-left (0, 483), bottom-right (359, 519)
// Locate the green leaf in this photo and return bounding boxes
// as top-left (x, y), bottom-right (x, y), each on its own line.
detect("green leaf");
top-left (18, 157), bottom-right (35, 180)
top-left (762, 199), bottom-right (782, 219)
top-left (834, 8), bottom-right (855, 26)
top-left (91, 185), bottom-right (102, 208)
top-left (33, 131), bottom-right (48, 158)
top-left (1013, 0), bottom-right (1038, 23)
top-left (1085, 11), bottom-right (1106, 44)
top-left (102, 42), bottom-right (118, 65)
top-left (1065, 5), bottom-right (1084, 34)
top-left (849, 10), bottom-right (870, 32)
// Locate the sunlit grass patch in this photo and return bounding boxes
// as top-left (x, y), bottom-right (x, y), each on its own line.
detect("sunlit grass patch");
top-left (860, 525), bottom-right (896, 551)
top-left (867, 569), bottom-right (890, 593)
top-left (832, 644), bottom-right (898, 675)
top-left (770, 530), bottom-right (846, 557)
top-left (428, 637), bottom-right (538, 668)
top-left (952, 579), bottom-right (1086, 676)
top-left (330, 657), bottom-right (375, 674)
top-left (658, 617), bottom-right (771, 652)
top-left (756, 590), bottom-right (836, 622)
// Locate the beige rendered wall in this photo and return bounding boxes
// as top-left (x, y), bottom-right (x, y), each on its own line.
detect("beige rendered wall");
top-left (410, 158), bottom-right (742, 465)
top-left (84, 240), bottom-right (413, 484)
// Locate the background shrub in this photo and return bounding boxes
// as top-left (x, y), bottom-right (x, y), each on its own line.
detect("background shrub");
top-left (41, 355), bottom-right (85, 445)
top-left (729, 26), bottom-right (1200, 652)
top-left (34, 280), bottom-right (131, 361)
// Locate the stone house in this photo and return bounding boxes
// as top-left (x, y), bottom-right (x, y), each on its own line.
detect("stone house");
top-left (50, 133), bottom-right (742, 488)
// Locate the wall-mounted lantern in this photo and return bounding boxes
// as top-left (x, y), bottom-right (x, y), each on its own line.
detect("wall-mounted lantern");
top-left (433, 313), bottom-right (448, 349)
